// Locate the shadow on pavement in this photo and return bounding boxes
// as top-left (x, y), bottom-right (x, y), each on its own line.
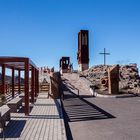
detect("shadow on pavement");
top-left (61, 83), bottom-right (116, 140)
top-left (61, 83), bottom-right (116, 122)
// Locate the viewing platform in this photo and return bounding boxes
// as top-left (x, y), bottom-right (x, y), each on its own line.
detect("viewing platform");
top-left (0, 57), bottom-right (66, 140)
top-left (0, 92), bottom-right (66, 140)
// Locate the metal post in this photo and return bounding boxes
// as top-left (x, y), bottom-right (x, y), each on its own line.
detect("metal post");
top-left (1, 64), bottom-right (6, 104)
top-left (35, 69), bottom-right (37, 97)
top-left (37, 70), bottom-right (39, 94)
top-left (24, 59), bottom-right (29, 116)
top-left (104, 48), bottom-right (106, 66)
top-left (18, 70), bottom-right (21, 94)
top-left (12, 67), bottom-right (15, 98)
top-left (99, 48), bottom-right (110, 66)
top-left (31, 67), bottom-right (35, 103)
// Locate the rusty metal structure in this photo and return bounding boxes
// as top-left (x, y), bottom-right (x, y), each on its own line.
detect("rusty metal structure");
top-left (59, 57), bottom-right (70, 74)
top-left (108, 65), bottom-right (119, 94)
top-left (77, 30), bottom-right (89, 71)
top-left (0, 57), bottom-right (39, 115)
top-left (99, 48), bottom-right (110, 66)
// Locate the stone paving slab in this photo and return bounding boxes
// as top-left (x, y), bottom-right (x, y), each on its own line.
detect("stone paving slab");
top-left (0, 93), bottom-right (67, 140)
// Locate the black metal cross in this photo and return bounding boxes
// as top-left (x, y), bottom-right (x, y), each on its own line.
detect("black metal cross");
top-left (99, 48), bottom-right (110, 65)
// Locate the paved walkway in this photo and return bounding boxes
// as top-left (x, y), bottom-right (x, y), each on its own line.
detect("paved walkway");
top-left (62, 73), bottom-right (140, 140)
top-left (0, 93), bottom-right (67, 140)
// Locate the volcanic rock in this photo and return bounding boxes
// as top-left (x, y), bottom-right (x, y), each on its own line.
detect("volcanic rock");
top-left (82, 64), bottom-right (140, 94)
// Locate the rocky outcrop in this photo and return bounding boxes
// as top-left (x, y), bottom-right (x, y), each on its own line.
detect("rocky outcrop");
top-left (82, 64), bottom-right (140, 94)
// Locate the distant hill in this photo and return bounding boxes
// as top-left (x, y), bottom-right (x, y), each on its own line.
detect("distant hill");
top-left (0, 73), bottom-right (24, 84)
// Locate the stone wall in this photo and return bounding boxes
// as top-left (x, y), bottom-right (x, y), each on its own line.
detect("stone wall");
top-left (82, 64), bottom-right (140, 94)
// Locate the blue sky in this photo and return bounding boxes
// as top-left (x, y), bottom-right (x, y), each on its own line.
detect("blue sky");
top-left (0, 0), bottom-right (140, 70)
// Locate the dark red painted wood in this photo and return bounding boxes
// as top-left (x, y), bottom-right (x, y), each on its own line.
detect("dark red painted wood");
top-left (12, 68), bottom-right (15, 98)
top-left (18, 70), bottom-right (21, 94)
top-left (31, 67), bottom-right (35, 103)
top-left (0, 57), bottom-right (38, 116)
top-left (1, 64), bottom-right (5, 95)
top-left (35, 69), bottom-right (38, 97)
top-left (37, 70), bottom-right (39, 94)
top-left (24, 59), bottom-right (29, 116)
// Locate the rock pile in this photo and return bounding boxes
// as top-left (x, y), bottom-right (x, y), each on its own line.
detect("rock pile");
top-left (82, 64), bottom-right (140, 93)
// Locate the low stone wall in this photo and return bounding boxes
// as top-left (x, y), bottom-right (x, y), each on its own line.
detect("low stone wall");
top-left (82, 64), bottom-right (140, 93)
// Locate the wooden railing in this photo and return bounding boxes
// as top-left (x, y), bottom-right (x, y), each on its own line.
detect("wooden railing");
top-left (0, 84), bottom-right (25, 103)
top-left (0, 84), bottom-right (25, 94)
top-left (39, 83), bottom-right (50, 92)
top-left (0, 83), bottom-right (49, 104)
top-left (14, 85), bottom-right (25, 92)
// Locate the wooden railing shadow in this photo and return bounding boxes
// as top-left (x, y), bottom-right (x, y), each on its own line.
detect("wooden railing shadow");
top-left (12, 115), bottom-right (60, 120)
top-left (17, 105), bottom-right (34, 113)
top-left (61, 83), bottom-right (116, 122)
